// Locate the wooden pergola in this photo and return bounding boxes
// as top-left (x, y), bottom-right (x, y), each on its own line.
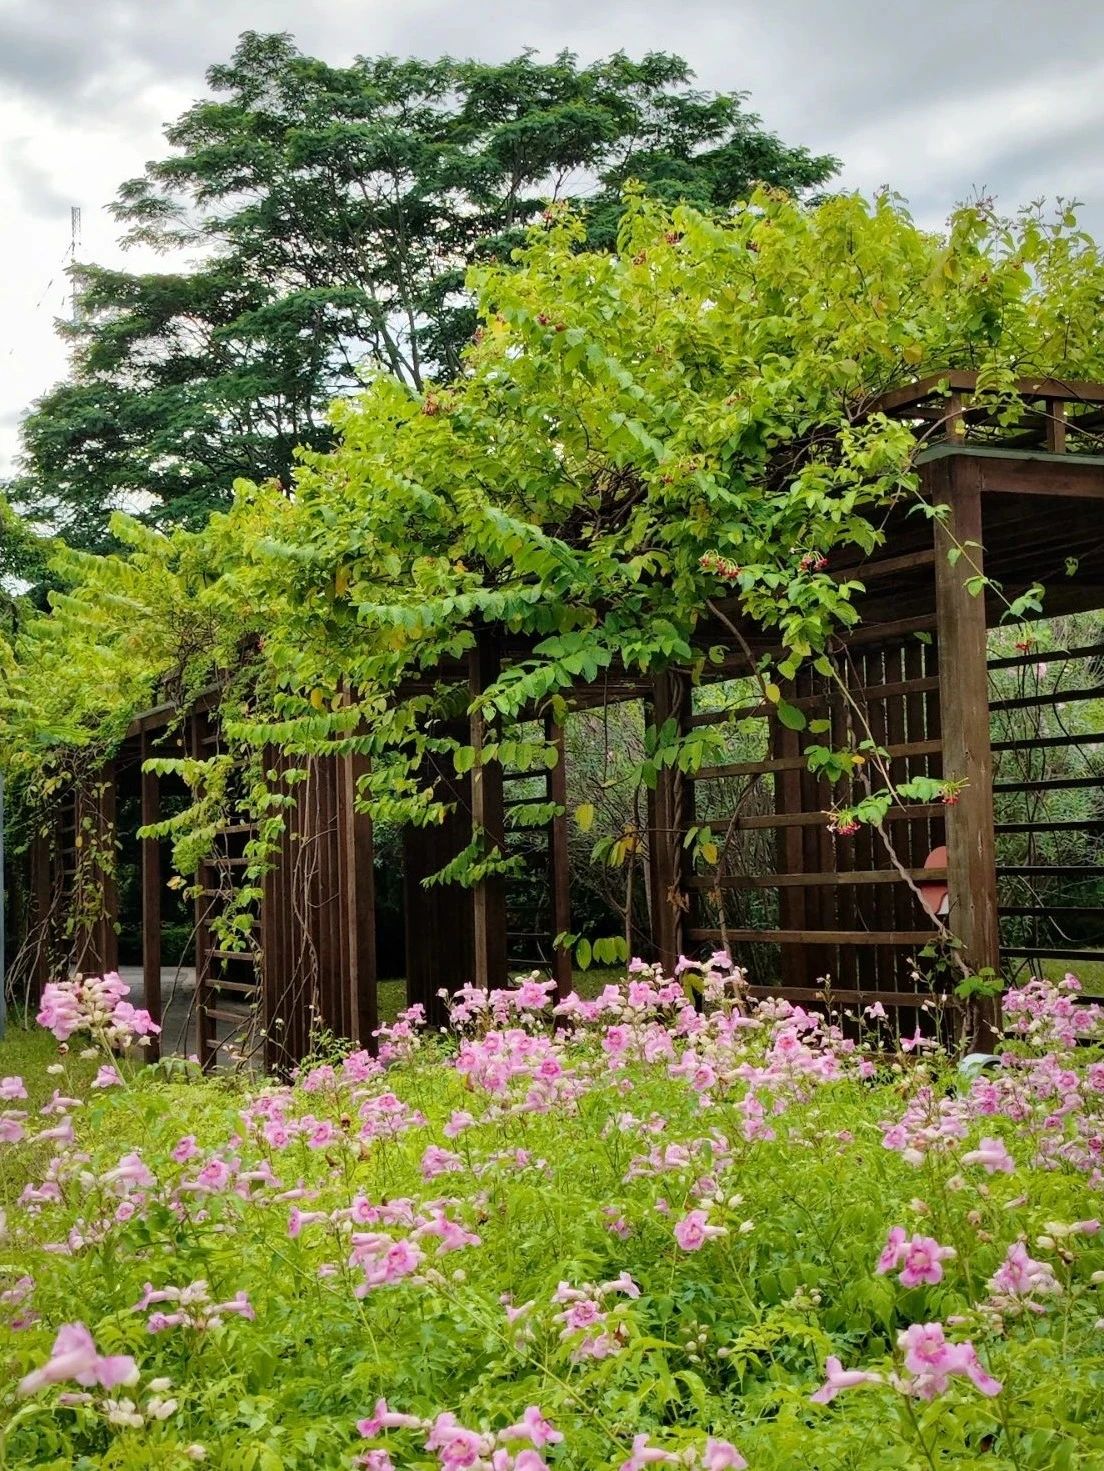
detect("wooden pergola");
top-left (26, 375), bottom-right (1104, 1066)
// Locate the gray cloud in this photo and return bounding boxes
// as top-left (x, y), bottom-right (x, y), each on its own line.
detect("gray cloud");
top-left (3, 0), bottom-right (1104, 477)
top-left (0, 0), bottom-right (1102, 223)
top-left (4, 138), bottom-right (72, 221)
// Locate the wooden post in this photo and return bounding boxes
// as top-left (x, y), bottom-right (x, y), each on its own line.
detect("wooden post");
top-left (646, 671), bottom-right (691, 974)
top-left (931, 455), bottom-right (1001, 1050)
top-left (343, 753), bottom-right (378, 1046)
top-left (140, 732), bottom-right (162, 1060)
top-left (1044, 397), bottom-right (1067, 454)
top-left (31, 829), bottom-right (51, 1002)
top-left (95, 765), bottom-right (120, 975)
top-left (403, 721), bottom-right (476, 1025)
top-left (191, 713), bottom-right (213, 1069)
top-left (545, 714), bottom-right (573, 1000)
top-left (469, 635), bottom-right (506, 990)
top-left (773, 705), bottom-right (807, 989)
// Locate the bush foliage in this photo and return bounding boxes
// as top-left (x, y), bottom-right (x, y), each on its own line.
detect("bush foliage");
top-left (2, 963), bottom-right (1104, 1468)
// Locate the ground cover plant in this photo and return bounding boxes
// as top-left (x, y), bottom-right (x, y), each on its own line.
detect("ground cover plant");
top-left (2, 961), bottom-right (1104, 1469)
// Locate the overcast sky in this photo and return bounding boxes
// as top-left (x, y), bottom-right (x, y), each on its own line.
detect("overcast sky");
top-left (3, 0), bottom-right (1104, 474)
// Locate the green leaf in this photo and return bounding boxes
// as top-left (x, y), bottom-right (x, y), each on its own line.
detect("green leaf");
top-left (776, 700), bottom-right (807, 731)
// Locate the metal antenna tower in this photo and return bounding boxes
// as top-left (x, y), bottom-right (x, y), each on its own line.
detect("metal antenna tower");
top-left (70, 205), bottom-right (82, 324)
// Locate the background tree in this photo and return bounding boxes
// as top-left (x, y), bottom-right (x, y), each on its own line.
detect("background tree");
top-left (8, 31), bottom-right (838, 551)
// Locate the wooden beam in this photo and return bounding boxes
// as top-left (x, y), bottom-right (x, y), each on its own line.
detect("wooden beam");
top-left (979, 455), bottom-right (1104, 499)
top-left (545, 715), bottom-right (573, 1001)
top-left (687, 867), bottom-right (946, 890)
top-left (992, 775), bottom-right (1104, 793)
top-left (96, 765), bottom-right (119, 975)
top-left (140, 731), bottom-right (162, 1061)
top-left (743, 984), bottom-right (953, 1008)
top-left (469, 635), bottom-right (506, 991)
top-left (987, 641), bottom-right (1104, 670)
top-left (689, 927), bottom-right (939, 946)
top-left (647, 671), bottom-right (691, 971)
top-left (1003, 947), bottom-right (1104, 963)
top-left (990, 686), bottom-right (1104, 712)
top-left (774, 702), bottom-right (806, 987)
top-left (992, 731), bottom-right (1104, 752)
top-left (344, 752), bottom-right (378, 1047)
top-left (695, 738), bottom-right (942, 782)
top-left (704, 804), bottom-right (942, 832)
top-left (998, 865), bottom-right (1103, 878)
top-left (931, 455), bottom-right (1001, 1050)
top-left (191, 714), bottom-right (214, 1070)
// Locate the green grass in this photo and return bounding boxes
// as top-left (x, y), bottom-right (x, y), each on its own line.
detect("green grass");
top-left (1037, 957), bottom-right (1104, 993)
top-left (0, 1024), bottom-right (98, 1108)
top-left (374, 967), bottom-right (624, 1025)
top-left (0, 1025), bottom-right (99, 1199)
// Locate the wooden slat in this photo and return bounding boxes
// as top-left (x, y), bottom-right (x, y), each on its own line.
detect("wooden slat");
top-left (987, 641), bottom-right (1104, 671)
top-left (992, 775), bottom-right (1104, 793)
top-left (999, 906), bottom-right (1104, 920)
top-left (202, 1006), bottom-right (253, 1024)
top-left (689, 927), bottom-right (938, 946)
top-left (1003, 947), bottom-right (1104, 963)
top-left (990, 686), bottom-right (1104, 712)
top-left (999, 865), bottom-right (1104, 878)
top-left (207, 977), bottom-right (260, 996)
top-left (695, 738), bottom-right (943, 782)
top-left (996, 818), bottom-right (1104, 833)
top-left (704, 804), bottom-right (943, 832)
top-left (690, 677), bottom-right (941, 729)
top-left (992, 731), bottom-right (1104, 752)
top-left (831, 549), bottom-right (936, 583)
top-left (743, 984), bottom-right (952, 1007)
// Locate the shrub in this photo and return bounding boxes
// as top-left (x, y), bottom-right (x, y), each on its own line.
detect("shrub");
top-left (2, 962), bottom-right (1103, 1469)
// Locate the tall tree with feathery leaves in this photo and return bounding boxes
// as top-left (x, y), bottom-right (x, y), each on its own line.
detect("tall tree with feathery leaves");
top-left (8, 32), bottom-right (837, 551)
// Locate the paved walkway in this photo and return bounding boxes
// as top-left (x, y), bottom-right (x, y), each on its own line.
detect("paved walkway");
top-left (117, 965), bottom-right (200, 1058)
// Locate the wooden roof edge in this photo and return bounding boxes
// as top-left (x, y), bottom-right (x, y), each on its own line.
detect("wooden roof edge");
top-left (915, 442), bottom-right (1104, 468)
top-left (122, 687), bottom-right (219, 741)
top-left (869, 372), bottom-right (1104, 418)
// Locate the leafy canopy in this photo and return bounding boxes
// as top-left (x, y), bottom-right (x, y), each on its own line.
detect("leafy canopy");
top-left (4, 189), bottom-right (1104, 858)
top-left (8, 32), bottom-right (837, 552)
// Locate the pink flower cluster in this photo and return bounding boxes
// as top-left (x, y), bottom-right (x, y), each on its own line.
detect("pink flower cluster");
top-left (19, 1321), bottom-right (137, 1396)
top-left (553, 1273), bottom-right (639, 1360)
top-left (674, 1208), bottom-right (727, 1252)
top-left (134, 1280), bottom-right (254, 1332)
top-left (1003, 974), bottom-right (1103, 1048)
top-left (812, 1321), bottom-right (1000, 1403)
top-left (875, 1226), bottom-right (956, 1287)
top-left (987, 1241), bottom-right (1061, 1312)
top-left (619, 1434), bottom-right (747, 1470)
top-left (356, 1399), bottom-right (562, 1470)
top-left (37, 973), bottom-right (160, 1048)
